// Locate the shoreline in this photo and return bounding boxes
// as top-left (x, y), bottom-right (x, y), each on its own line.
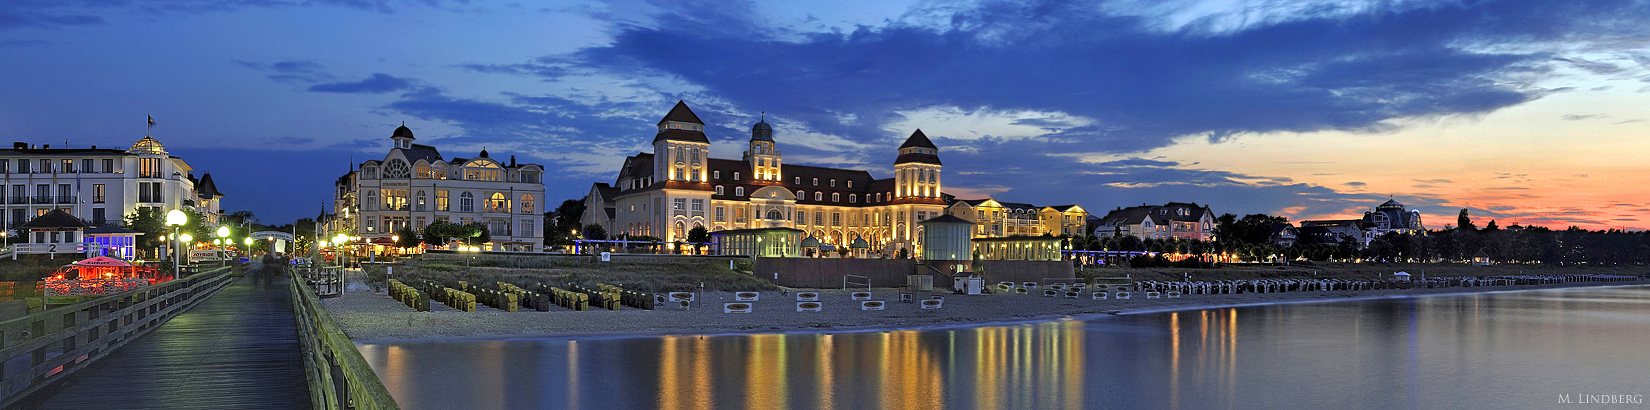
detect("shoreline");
top-left (330, 279), bottom-right (1649, 344)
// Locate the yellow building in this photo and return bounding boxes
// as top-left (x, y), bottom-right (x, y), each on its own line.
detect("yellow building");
top-left (946, 199), bottom-right (1089, 237)
top-left (582, 101), bottom-right (949, 256)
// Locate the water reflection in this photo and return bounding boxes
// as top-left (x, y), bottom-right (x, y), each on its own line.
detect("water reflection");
top-left (360, 286), bottom-right (1650, 410)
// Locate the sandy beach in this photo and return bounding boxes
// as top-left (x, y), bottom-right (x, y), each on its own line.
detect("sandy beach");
top-left (323, 278), bottom-right (1650, 343)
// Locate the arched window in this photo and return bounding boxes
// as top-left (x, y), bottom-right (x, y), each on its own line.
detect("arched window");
top-left (767, 210), bottom-right (782, 220)
top-left (849, 194), bottom-right (857, 203)
top-left (364, 190), bottom-right (378, 211)
top-left (847, 180), bottom-right (853, 188)
top-left (415, 190), bottom-right (427, 211)
top-left (812, 178), bottom-right (819, 186)
top-left (713, 170), bottom-right (720, 179)
top-left (794, 177), bottom-right (801, 184)
top-left (459, 192), bottom-right (474, 212)
top-left (674, 222), bottom-right (685, 239)
top-left (384, 159), bottom-right (410, 178)
top-left (733, 172), bottom-right (740, 180)
top-left (832, 193), bottom-right (840, 202)
top-left (814, 192), bottom-right (822, 201)
top-left (796, 190), bottom-right (804, 200)
top-left (520, 194), bottom-right (535, 214)
top-left (487, 193), bottom-right (509, 213)
top-left (735, 187), bottom-right (744, 196)
top-left (715, 186), bottom-right (724, 195)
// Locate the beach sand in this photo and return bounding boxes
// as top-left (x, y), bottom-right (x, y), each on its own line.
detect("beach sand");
top-left (323, 279), bottom-right (1649, 342)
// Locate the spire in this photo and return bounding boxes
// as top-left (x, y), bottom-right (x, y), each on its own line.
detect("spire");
top-left (899, 129), bottom-right (936, 149)
top-left (657, 100), bottom-right (704, 125)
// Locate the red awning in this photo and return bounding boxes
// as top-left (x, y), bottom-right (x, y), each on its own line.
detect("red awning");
top-left (70, 256), bottom-right (134, 267)
top-left (369, 238), bottom-right (395, 245)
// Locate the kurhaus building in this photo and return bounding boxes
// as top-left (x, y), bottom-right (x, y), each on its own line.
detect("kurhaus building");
top-left (329, 124), bottom-right (545, 251)
top-left (0, 136), bottom-right (222, 230)
top-left (582, 101), bottom-right (947, 255)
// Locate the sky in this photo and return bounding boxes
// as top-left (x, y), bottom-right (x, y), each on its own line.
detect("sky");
top-left (2, 0), bottom-right (1648, 230)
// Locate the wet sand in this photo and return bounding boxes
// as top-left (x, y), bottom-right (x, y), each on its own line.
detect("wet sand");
top-left (323, 279), bottom-right (1650, 342)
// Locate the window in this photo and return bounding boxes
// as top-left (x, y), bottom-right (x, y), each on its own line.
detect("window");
top-left (812, 178), bottom-right (818, 186)
top-left (385, 189), bottom-right (408, 211)
top-left (459, 192), bottom-right (474, 212)
top-left (832, 193), bottom-right (840, 202)
top-left (57, 184), bottom-right (69, 202)
top-left (814, 192), bottom-right (822, 201)
top-left (715, 186), bottom-right (724, 195)
top-left (830, 179), bottom-right (836, 187)
top-left (0, 160), bottom-right (8, 173)
top-left (436, 190), bottom-right (449, 211)
top-left (16, 160), bottom-right (27, 174)
top-left (366, 218), bottom-right (377, 233)
top-left (415, 191), bottom-right (427, 211)
top-left (796, 190), bottom-right (804, 200)
top-left (849, 194), bottom-right (857, 203)
top-left (735, 187), bottom-right (744, 196)
top-left (361, 166), bottom-right (377, 179)
top-left (794, 177), bottom-right (801, 184)
top-left (733, 172), bottom-right (740, 180)
top-left (139, 157), bottom-right (162, 177)
top-left (673, 198), bottom-right (685, 210)
top-left (691, 199), bottom-right (703, 211)
top-left (93, 184), bottom-right (105, 203)
top-left (715, 206), bottom-right (726, 222)
top-left (462, 161), bottom-right (503, 181)
top-left (520, 194), bottom-right (535, 213)
top-left (522, 220), bottom-right (535, 238)
top-left (767, 210), bottom-right (783, 220)
top-left (487, 192), bottom-right (509, 213)
top-left (61, 159), bottom-right (73, 173)
top-left (92, 208), bottom-right (106, 225)
top-left (520, 172), bottom-right (540, 183)
top-left (102, 159), bottom-right (114, 173)
top-left (832, 213), bottom-right (841, 226)
top-left (814, 212), bottom-right (824, 226)
top-left (364, 190), bottom-right (378, 211)
top-left (714, 170), bottom-right (720, 180)
top-left (795, 210), bottom-right (805, 224)
top-left (40, 159), bottom-right (50, 173)
top-left (917, 211), bottom-right (927, 221)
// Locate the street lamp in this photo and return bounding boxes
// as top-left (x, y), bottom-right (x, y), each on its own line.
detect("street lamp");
top-left (165, 209), bottom-right (188, 278)
top-left (217, 225), bottom-right (230, 240)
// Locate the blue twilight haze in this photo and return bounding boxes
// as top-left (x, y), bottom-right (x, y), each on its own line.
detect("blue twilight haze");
top-left (1, 0), bottom-right (1647, 228)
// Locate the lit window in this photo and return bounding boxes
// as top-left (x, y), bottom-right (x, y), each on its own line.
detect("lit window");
top-left (735, 187), bottom-right (744, 196)
top-left (715, 186), bottom-right (724, 195)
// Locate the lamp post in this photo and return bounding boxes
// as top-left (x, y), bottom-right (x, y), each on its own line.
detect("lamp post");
top-left (334, 233), bottom-right (350, 268)
top-left (165, 209), bottom-right (187, 278)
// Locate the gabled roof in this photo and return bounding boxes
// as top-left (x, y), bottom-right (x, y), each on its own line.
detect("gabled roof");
top-left (657, 100), bottom-right (704, 125)
top-left (899, 129), bottom-right (936, 149)
top-left (195, 173), bottom-right (224, 199)
top-left (919, 214), bottom-right (973, 225)
top-left (23, 209), bottom-right (89, 229)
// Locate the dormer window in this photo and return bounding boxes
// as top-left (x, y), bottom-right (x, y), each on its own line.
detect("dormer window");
top-left (830, 179), bottom-right (836, 187)
top-left (849, 194), bottom-right (857, 203)
top-left (812, 178), bottom-right (818, 186)
top-left (715, 186), bottom-right (724, 195)
top-left (735, 187), bottom-right (744, 196)
top-left (713, 170), bottom-right (720, 179)
top-left (814, 192), bottom-right (822, 201)
top-left (796, 190), bottom-right (804, 200)
top-left (733, 172), bottom-right (740, 180)
top-left (847, 180), bottom-right (853, 188)
top-left (832, 193), bottom-right (840, 202)
top-left (794, 177), bottom-right (801, 184)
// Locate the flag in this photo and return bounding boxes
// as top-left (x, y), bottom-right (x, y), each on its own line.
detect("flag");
top-left (148, 115), bottom-right (155, 126)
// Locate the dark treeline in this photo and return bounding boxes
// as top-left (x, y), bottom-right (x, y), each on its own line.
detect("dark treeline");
top-left (1069, 211), bottom-right (1650, 266)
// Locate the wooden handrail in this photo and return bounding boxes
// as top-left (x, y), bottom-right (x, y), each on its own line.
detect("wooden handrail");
top-left (291, 270), bottom-right (400, 410)
top-left (0, 266), bottom-right (234, 408)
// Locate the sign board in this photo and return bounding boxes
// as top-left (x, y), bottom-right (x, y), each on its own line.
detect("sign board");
top-left (189, 249), bottom-right (231, 263)
top-left (796, 302), bottom-right (822, 312)
top-left (600, 252), bottom-right (611, 262)
top-left (735, 292), bottom-right (759, 302)
top-left (723, 303), bottom-right (752, 313)
top-left (860, 300), bottom-right (885, 311)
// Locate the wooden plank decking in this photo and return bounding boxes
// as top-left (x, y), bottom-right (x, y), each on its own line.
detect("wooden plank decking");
top-left (14, 276), bottom-right (310, 410)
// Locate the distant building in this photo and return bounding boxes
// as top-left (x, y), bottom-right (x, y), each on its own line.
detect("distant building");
top-left (1363, 199), bottom-right (1424, 235)
top-left (329, 124), bottom-right (546, 251)
top-left (1297, 220), bottom-right (1370, 246)
top-left (1091, 202), bottom-right (1215, 241)
top-left (0, 136), bottom-right (222, 231)
top-left (1269, 223), bottom-right (1299, 247)
top-left (945, 199), bottom-right (1089, 237)
top-left (579, 101), bottom-right (948, 256)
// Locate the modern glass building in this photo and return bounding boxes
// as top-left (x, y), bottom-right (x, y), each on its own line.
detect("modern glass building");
top-left (710, 227), bottom-right (804, 257)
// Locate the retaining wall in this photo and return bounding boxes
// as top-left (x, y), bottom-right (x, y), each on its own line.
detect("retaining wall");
top-left (755, 258), bottom-right (918, 288)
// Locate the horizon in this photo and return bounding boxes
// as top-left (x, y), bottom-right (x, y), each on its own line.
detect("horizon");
top-left (3, 0), bottom-right (1647, 231)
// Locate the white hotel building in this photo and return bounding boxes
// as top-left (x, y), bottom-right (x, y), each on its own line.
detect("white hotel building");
top-left (329, 124), bottom-right (545, 251)
top-left (0, 136), bottom-right (222, 231)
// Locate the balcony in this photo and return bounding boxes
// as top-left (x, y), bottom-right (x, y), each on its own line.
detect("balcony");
top-left (2, 197), bottom-right (19, 205)
top-left (57, 196), bottom-right (76, 204)
top-left (33, 196), bottom-right (53, 204)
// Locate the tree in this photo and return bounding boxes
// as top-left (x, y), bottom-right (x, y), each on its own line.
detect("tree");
top-left (1457, 208), bottom-right (1477, 232)
top-left (464, 222), bottom-right (490, 244)
top-left (394, 226), bottom-right (421, 248)
top-left (1483, 220), bottom-right (1499, 232)
top-left (125, 208), bottom-right (166, 257)
top-left (686, 226), bottom-right (710, 254)
top-left (422, 221), bottom-right (468, 247)
top-left (581, 224), bottom-right (607, 241)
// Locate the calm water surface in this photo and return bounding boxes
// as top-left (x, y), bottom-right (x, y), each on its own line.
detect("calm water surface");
top-left (358, 286), bottom-right (1650, 410)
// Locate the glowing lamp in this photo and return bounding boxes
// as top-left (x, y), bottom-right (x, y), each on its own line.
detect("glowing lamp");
top-left (165, 209), bottom-right (188, 226)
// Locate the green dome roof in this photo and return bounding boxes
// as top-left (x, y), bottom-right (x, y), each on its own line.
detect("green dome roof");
top-left (800, 236), bottom-right (820, 248)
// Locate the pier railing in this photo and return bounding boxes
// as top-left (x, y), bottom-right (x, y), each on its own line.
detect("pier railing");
top-left (291, 270), bottom-right (400, 410)
top-left (0, 266), bottom-right (234, 408)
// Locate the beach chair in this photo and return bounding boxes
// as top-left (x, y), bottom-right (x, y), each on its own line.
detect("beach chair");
top-left (1167, 291), bottom-right (1181, 298)
top-left (1092, 291), bottom-right (1107, 300)
top-left (1042, 289), bottom-right (1058, 297)
top-left (1146, 291), bottom-right (1161, 299)
top-left (1015, 287), bottom-right (1029, 295)
top-left (1022, 282), bottom-right (1038, 289)
top-left (1115, 291), bottom-right (1132, 300)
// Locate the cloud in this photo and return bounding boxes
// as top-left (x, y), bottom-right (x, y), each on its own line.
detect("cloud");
top-left (0, 39), bottom-right (48, 48)
top-left (1561, 113), bottom-right (1599, 120)
top-left (235, 59), bottom-right (333, 84)
top-left (0, 8), bottom-right (104, 31)
top-left (1343, 182), bottom-right (1366, 187)
top-left (308, 73), bottom-right (413, 94)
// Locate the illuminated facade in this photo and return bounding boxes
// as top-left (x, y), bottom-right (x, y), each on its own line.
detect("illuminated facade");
top-left (946, 199), bottom-right (1089, 237)
top-left (330, 124), bottom-right (545, 251)
top-left (581, 101), bottom-right (948, 255)
top-left (0, 136), bottom-right (221, 230)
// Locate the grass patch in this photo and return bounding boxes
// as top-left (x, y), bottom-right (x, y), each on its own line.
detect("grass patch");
top-left (384, 258), bottom-right (777, 292)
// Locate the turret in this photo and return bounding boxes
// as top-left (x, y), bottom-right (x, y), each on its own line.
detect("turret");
top-left (653, 100), bottom-right (710, 182)
top-left (894, 129), bottom-right (941, 198)
top-left (744, 113), bottom-right (781, 182)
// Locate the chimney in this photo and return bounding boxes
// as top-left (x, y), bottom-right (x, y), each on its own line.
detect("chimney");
top-left (12, 142), bottom-right (25, 149)
top-left (510, 155), bottom-right (517, 167)
top-left (91, 145), bottom-right (97, 149)
top-left (42, 144), bottom-right (49, 149)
